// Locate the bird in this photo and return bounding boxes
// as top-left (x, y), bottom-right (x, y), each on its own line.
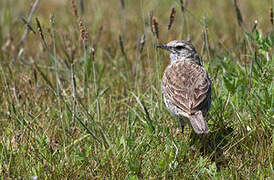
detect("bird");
top-left (157, 40), bottom-right (211, 134)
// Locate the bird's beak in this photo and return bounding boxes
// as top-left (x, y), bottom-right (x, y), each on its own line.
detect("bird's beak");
top-left (157, 44), bottom-right (169, 50)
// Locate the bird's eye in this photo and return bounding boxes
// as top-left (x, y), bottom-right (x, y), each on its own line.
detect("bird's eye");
top-left (175, 45), bottom-right (184, 50)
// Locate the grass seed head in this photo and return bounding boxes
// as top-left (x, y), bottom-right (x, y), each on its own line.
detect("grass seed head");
top-left (35, 17), bottom-right (45, 42)
top-left (152, 16), bottom-right (159, 40)
top-left (78, 19), bottom-right (88, 43)
top-left (232, 0), bottom-right (244, 28)
top-left (180, 0), bottom-right (185, 13)
top-left (90, 47), bottom-right (95, 59)
top-left (252, 20), bottom-right (258, 32)
top-left (168, 6), bottom-right (176, 30)
top-left (119, 35), bottom-right (126, 56)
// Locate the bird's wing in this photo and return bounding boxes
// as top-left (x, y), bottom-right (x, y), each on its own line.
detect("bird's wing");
top-left (162, 61), bottom-right (211, 115)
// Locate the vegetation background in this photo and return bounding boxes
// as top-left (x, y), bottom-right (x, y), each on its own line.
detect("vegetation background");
top-left (0, 0), bottom-right (273, 179)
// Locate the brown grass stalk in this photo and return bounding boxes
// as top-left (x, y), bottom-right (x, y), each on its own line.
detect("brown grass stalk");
top-left (168, 7), bottom-right (176, 30)
top-left (119, 35), bottom-right (126, 57)
top-left (35, 17), bottom-right (45, 43)
top-left (35, 17), bottom-right (49, 50)
top-left (149, 10), bottom-right (153, 34)
top-left (20, 17), bottom-right (36, 34)
top-left (232, 0), bottom-right (245, 29)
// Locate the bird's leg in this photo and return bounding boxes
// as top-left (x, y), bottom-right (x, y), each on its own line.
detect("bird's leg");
top-left (178, 117), bottom-right (185, 135)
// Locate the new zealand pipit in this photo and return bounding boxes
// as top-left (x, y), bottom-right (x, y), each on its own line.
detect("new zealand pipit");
top-left (158, 40), bottom-right (211, 134)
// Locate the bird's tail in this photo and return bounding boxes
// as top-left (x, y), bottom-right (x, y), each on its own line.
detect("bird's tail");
top-left (189, 111), bottom-right (209, 134)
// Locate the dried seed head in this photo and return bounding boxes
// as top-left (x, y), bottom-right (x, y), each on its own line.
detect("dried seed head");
top-left (152, 16), bottom-right (159, 40)
top-left (71, 0), bottom-right (78, 17)
top-left (232, 0), bottom-right (244, 28)
top-left (180, 0), bottom-right (185, 13)
top-left (35, 17), bottom-right (45, 42)
top-left (90, 47), bottom-right (95, 58)
top-left (168, 7), bottom-right (176, 30)
top-left (252, 20), bottom-right (258, 32)
top-left (78, 19), bottom-right (88, 43)
top-left (119, 35), bottom-right (126, 56)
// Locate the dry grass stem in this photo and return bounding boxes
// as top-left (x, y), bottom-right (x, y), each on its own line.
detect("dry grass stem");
top-left (71, 0), bottom-right (78, 17)
top-left (252, 20), bottom-right (258, 32)
top-left (80, 0), bottom-right (84, 15)
top-left (20, 17), bottom-right (36, 34)
top-left (270, 7), bottom-right (273, 26)
top-left (232, 0), bottom-right (244, 29)
top-left (71, 63), bottom-right (77, 124)
top-left (18, 0), bottom-right (40, 46)
top-left (90, 47), bottom-right (95, 60)
top-left (139, 34), bottom-right (146, 54)
top-left (202, 15), bottom-right (211, 55)
top-left (35, 17), bottom-right (45, 42)
top-left (149, 10), bottom-right (153, 34)
top-left (180, 0), bottom-right (185, 13)
top-left (119, 35), bottom-right (126, 57)
top-left (168, 7), bottom-right (176, 30)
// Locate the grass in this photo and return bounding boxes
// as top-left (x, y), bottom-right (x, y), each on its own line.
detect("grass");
top-left (0, 0), bottom-right (273, 179)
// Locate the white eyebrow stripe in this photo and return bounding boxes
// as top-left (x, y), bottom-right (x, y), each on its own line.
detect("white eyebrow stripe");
top-left (175, 43), bottom-right (185, 47)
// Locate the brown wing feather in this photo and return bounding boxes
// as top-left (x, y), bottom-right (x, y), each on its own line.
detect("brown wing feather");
top-left (162, 60), bottom-right (211, 116)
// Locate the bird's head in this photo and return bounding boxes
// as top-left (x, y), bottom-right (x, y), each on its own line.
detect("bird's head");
top-left (157, 40), bottom-right (202, 65)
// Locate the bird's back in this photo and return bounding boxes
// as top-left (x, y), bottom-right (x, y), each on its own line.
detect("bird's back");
top-left (162, 60), bottom-right (211, 117)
